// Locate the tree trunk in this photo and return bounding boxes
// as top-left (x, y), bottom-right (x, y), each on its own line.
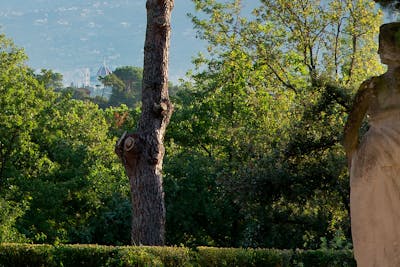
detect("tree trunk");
top-left (115, 0), bottom-right (174, 246)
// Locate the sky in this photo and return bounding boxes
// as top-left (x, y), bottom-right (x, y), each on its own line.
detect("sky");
top-left (0, 0), bottom-right (209, 85)
top-left (0, 1), bottom-right (395, 86)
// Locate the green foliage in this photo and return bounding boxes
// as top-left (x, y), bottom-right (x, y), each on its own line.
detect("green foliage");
top-left (0, 33), bottom-right (132, 245)
top-left (0, 244), bottom-right (356, 267)
top-left (0, 243), bottom-right (55, 267)
top-left (15, 94), bottom-right (131, 244)
top-left (34, 69), bottom-right (64, 90)
top-left (104, 104), bottom-right (140, 138)
top-left (113, 66), bottom-right (142, 92)
top-left (100, 74), bottom-right (125, 92)
top-left (0, 0), bottom-right (388, 252)
top-left (293, 249), bottom-right (355, 267)
top-left (196, 247), bottom-right (291, 267)
top-left (161, 0), bottom-right (384, 249)
top-left (0, 34), bottom-right (55, 243)
top-left (0, 33), bottom-right (52, 188)
top-left (0, 197), bottom-right (28, 243)
top-left (253, 0), bottom-right (384, 87)
top-left (103, 66), bottom-right (143, 108)
top-left (91, 65), bottom-right (180, 109)
top-left (164, 145), bottom-right (232, 247)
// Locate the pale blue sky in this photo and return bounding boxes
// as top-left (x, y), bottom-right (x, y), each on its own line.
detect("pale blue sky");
top-left (0, 1), bottom-right (211, 84)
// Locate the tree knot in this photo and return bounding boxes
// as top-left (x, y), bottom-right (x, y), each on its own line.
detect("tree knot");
top-left (115, 131), bottom-right (143, 161)
top-left (153, 99), bottom-right (173, 118)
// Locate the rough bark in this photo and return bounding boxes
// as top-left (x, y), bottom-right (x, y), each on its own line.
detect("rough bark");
top-left (115, 0), bottom-right (174, 246)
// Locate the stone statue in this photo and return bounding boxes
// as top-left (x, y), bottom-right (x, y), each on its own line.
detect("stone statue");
top-left (344, 22), bottom-right (400, 266)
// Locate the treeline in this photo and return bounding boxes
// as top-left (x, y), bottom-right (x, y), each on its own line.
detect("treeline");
top-left (61, 65), bottom-right (180, 110)
top-left (0, 0), bottom-right (384, 249)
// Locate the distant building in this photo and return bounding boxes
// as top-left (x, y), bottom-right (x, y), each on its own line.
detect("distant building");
top-left (91, 60), bottom-right (113, 99)
top-left (96, 60), bottom-right (112, 77)
top-left (62, 68), bottom-right (91, 88)
top-left (83, 68), bottom-right (90, 87)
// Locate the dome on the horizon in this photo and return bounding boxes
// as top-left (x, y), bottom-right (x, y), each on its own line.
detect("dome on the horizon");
top-left (96, 61), bottom-right (112, 77)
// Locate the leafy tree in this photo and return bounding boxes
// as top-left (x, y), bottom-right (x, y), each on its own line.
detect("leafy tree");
top-left (163, 0), bottom-right (295, 247)
top-left (1, 88), bottom-right (131, 244)
top-left (104, 104), bottom-right (140, 138)
top-left (99, 73), bottom-right (125, 92)
top-left (99, 66), bottom-right (179, 109)
top-left (34, 69), bottom-right (64, 90)
top-left (0, 33), bottom-right (133, 244)
top-left (163, 0), bottom-right (383, 248)
top-left (113, 66), bottom-right (143, 92)
top-left (0, 34), bottom-right (54, 242)
top-left (244, 0), bottom-right (383, 248)
top-left (0, 0), bottom-right (387, 249)
top-left (0, 34), bottom-right (51, 187)
top-left (16, 94), bottom-right (121, 243)
top-left (164, 144), bottom-right (232, 247)
top-left (0, 193), bottom-right (29, 243)
top-left (100, 67), bottom-right (143, 108)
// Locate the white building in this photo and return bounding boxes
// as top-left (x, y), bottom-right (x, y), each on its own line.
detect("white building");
top-left (96, 60), bottom-right (112, 77)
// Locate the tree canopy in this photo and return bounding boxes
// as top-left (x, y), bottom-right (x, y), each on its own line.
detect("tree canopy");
top-left (0, 0), bottom-right (388, 249)
top-left (99, 66), bottom-right (143, 108)
top-left (164, 0), bottom-right (383, 248)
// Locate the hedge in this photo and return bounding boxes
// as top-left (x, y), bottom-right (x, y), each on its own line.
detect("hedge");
top-left (0, 243), bottom-right (356, 267)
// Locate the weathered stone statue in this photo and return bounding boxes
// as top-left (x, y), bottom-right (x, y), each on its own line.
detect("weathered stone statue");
top-left (344, 22), bottom-right (400, 266)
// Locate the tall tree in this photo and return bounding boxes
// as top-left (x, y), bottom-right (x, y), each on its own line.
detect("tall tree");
top-left (101, 67), bottom-right (143, 108)
top-left (115, 0), bottom-right (174, 245)
top-left (113, 66), bottom-right (143, 92)
top-left (0, 34), bottom-right (50, 243)
top-left (166, 0), bottom-right (383, 248)
top-left (34, 69), bottom-right (63, 90)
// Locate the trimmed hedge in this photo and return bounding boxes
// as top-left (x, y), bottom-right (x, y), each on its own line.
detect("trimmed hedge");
top-left (195, 247), bottom-right (355, 267)
top-left (0, 243), bottom-right (356, 267)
